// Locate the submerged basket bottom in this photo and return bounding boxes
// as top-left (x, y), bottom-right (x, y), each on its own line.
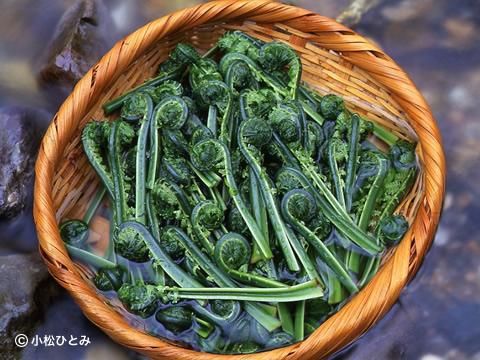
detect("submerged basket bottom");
top-left (75, 201), bottom-right (385, 355)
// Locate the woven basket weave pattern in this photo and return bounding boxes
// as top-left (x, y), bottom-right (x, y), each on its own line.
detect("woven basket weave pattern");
top-left (34, 1), bottom-right (445, 359)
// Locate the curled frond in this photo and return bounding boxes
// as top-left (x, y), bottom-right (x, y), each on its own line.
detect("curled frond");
top-left (378, 214), bottom-right (409, 246)
top-left (258, 42), bottom-right (302, 98)
top-left (308, 213), bottom-right (332, 240)
top-left (154, 96), bottom-right (189, 130)
top-left (115, 226), bottom-right (150, 262)
top-left (282, 189), bottom-right (317, 223)
top-left (156, 306), bottom-right (193, 333)
top-left (189, 58), bottom-right (222, 90)
top-left (81, 121), bottom-right (113, 196)
top-left (152, 180), bottom-right (181, 220)
top-left (209, 300), bottom-right (241, 321)
top-left (170, 43), bottom-right (200, 65)
top-left (121, 92), bottom-right (149, 122)
top-left (190, 124), bottom-right (214, 147)
top-left (227, 206), bottom-right (248, 235)
top-left (329, 137), bottom-right (348, 163)
top-left (320, 94), bottom-right (345, 120)
top-left (194, 79), bottom-right (231, 112)
top-left (241, 88), bottom-right (277, 120)
top-left (268, 105), bottom-right (300, 143)
top-left (217, 30), bottom-right (261, 60)
top-left (390, 140), bottom-right (417, 171)
top-left (163, 129), bottom-right (189, 156)
top-left (191, 139), bottom-right (225, 172)
top-left (240, 118), bottom-right (273, 148)
top-left (224, 60), bottom-right (258, 92)
top-left (117, 282), bottom-right (158, 318)
top-left (306, 121), bottom-right (324, 157)
top-left (160, 227), bottom-right (186, 260)
top-left (94, 266), bottom-right (126, 291)
top-left (148, 80), bottom-right (184, 104)
top-left (192, 201), bottom-right (225, 231)
top-left (275, 167), bottom-right (305, 195)
top-left (60, 220), bottom-right (89, 248)
top-left (215, 232), bottom-right (251, 271)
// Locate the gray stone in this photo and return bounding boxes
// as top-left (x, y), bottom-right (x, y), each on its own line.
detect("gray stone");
top-left (37, 0), bottom-right (116, 106)
top-left (0, 253), bottom-right (58, 355)
top-left (0, 106), bottom-right (50, 219)
top-left (21, 292), bottom-right (135, 360)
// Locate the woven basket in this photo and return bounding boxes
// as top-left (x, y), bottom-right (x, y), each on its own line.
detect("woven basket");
top-left (34, 1), bottom-right (445, 359)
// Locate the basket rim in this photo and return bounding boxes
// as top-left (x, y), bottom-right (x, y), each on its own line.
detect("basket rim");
top-left (34, 1), bottom-right (446, 359)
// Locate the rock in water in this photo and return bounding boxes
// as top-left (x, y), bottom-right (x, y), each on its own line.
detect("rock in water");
top-left (0, 106), bottom-right (50, 219)
top-left (37, 0), bottom-right (115, 106)
top-left (0, 253), bottom-right (58, 355)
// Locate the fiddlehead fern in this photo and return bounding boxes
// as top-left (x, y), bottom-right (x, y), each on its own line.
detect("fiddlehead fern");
top-left (159, 227), bottom-right (186, 261)
top-left (109, 120), bottom-right (136, 224)
top-left (154, 96), bottom-right (189, 130)
top-left (238, 119), bottom-right (299, 272)
top-left (60, 220), bottom-right (89, 249)
top-left (94, 266), bottom-right (126, 291)
top-left (117, 282), bottom-right (158, 318)
top-left (378, 214), bottom-right (409, 246)
top-left (121, 92), bottom-right (149, 122)
top-left (161, 156), bottom-right (192, 186)
top-left (218, 30), bottom-right (262, 61)
top-left (115, 225), bottom-right (150, 262)
top-left (191, 201), bottom-right (224, 255)
top-left (82, 121), bottom-right (114, 197)
top-left (156, 306), bottom-right (194, 333)
top-left (320, 94), bottom-right (345, 120)
top-left (224, 60), bottom-right (258, 93)
top-left (191, 139), bottom-right (272, 260)
top-left (147, 80), bottom-right (184, 104)
top-left (214, 233), bottom-right (286, 288)
top-left (79, 33), bottom-right (419, 353)
top-left (258, 42), bottom-right (302, 99)
top-left (281, 189), bottom-right (358, 293)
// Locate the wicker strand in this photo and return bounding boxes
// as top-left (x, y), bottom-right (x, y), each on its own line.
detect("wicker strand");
top-left (34, 1), bottom-right (445, 359)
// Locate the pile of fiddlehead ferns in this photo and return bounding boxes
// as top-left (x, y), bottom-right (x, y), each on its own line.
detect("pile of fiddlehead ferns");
top-left (60, 31), bottom-right (417, 354)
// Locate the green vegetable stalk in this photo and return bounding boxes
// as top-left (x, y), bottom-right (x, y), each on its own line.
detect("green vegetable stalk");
top-left (281, 189), bottom-right (358, 293)
top-left (68, 30), bottom-right (418, 354)
top-left (238, 119), bottom-right (300, 272)
top-left (157, 280), bottom-right (324, 303)
top-left (191, 139), bottom-right (273, 260)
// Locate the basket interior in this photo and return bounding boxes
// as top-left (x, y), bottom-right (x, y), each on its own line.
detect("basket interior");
top-left (51, 19), bottom-right (425, 333)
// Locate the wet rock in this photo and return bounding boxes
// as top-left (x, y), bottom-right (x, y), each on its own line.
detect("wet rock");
top-left (293, 0), bottom-right (351, 19)
top-left (0, 253), bottom-right (59, 355)
top-left (84, 341), bottom-right (132, 360)
top-left (433, 225), bottom-right (450, 247)
top-left (110, 0), bottom-right (146, 35)
top-left (0, 106), bottom-right (51, 219)
top-left (443, 18), bottom-right (477, 49)
top-left (21, 292), bottom-right (132, 360)
top-left (336, 0), bottom-right (382, 27)
top-left (37, 0), bottom-right (116, 106)
top-left (0, 59), bottom-right (39, 109)
top-left (381, 0), bottom-right (435, 22)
